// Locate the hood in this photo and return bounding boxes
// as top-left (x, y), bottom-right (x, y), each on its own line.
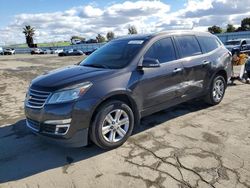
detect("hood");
top-left (31, 65), bottom-right (115, 91)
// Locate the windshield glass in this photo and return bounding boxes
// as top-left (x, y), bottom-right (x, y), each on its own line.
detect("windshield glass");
top-left (80, 39), bottom-right (144, 69)
top-left (226, 40), bottom-right (241, 45)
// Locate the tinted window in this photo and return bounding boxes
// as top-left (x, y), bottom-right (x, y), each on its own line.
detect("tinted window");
top-left (197, 36), bottom-right (221, 53)
top-left (144, 38), bottom-right (176, 63)
top-left (80, 39), bottom-right (144, 69)
top-left (175, 36), bottom-right (202, 58)
top-left (225, 40), bottom-right (241, 45)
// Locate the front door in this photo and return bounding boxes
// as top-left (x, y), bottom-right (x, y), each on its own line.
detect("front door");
top-left (133, 37), bottom-right (184, 110)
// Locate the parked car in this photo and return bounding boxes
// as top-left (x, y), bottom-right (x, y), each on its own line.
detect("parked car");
top-left (0, 47), bottom-right (3, 55)
top-left (86, 39), bottom-right (98, 43)
top-left (31, 48), bottom-right (45, 55)
top-left (53, 48), bottom-right (63, 54)
top-left (44, 48), bottom-right (53, 54)
top-left (245, 58), bottom-right (250, 78)
top-left (71, 39), bottom-right (81, 45)
top-left (24, 31), bottom-right (232, 149)
top-left (85, 48), bottom-right (98, 55)
top-left (58, 49), bottom-right (84, 56)
top-left (4, 48), bottom-right (15, 55)
top-left (225, 39), bottom-right (250, 54)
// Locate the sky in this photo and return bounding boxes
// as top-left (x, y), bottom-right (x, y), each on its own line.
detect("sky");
top-left (0, 0), bottom-right (249, 45)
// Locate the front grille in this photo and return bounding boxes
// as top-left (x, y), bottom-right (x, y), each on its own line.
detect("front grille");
top-left (27, 88), bottom-right (51, 108)
top-left (42, 124), bottom-right (56, 133)
top-left (26, 118), bottom-right (56, 134)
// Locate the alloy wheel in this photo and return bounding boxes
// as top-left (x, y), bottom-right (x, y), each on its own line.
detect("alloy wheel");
top-left (101, 109), bottom-right (130, 143)
top-left (212, 79), bottom-right (225, 102)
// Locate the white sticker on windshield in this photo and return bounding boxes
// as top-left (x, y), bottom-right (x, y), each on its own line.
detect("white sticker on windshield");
top-left (128, 40), bottom-right (144, 44)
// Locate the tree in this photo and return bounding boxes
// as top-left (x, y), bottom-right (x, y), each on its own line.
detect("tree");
top-left (96, 34), bottom-right (106, 43)
top-left (241, 17), bottom-right (250, 31)
top-left (106, 31), bottom-right (115, 41)
top-left (226, 24), bottom-right (236, 33)
top-left (23, 25), bottom-right (35, 48)
top-left (128, 25), bottom-right (138, 34)
top-left (208, 25), bottom-right (222, 34)
top-left (236, 27), bottom-right (244, 32)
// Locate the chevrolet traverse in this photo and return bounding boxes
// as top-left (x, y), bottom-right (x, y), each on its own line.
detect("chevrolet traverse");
top-left (25, 31), bottom-right (232, 149)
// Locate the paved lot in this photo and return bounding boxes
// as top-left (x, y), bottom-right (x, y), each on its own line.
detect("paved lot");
top-left (0, 55), bottom-right (249, 188)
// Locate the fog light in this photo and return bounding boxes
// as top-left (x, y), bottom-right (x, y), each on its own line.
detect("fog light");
top-left (55, 124), bottom-right (70, 135)
top-left (44, 119), bottom-right (71, 135)
top-left (44, 118), bottom-right (71, 125)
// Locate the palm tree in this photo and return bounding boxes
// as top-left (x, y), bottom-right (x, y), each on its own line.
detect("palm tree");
top-left (128, 25), bottom-right (138, 35)
top-left (23, 25), bottom-right (35, 47)
top-left (106, 31), bottom-right (115, 41)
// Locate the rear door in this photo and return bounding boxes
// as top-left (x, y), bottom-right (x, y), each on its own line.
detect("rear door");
top-left (134, 37), bottom-right (185, 109)
top-left (174, 35), bottom-right (211, 97)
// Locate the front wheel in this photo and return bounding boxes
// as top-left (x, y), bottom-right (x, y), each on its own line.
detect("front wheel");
top-left (90, 100), bottom-right (134, 149)
top-left (204, 75), bottom-right (226, 105)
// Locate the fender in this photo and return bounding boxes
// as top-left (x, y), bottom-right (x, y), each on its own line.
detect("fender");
top-left (89, 89), bottom-right (141, 127)
top-left (207, 68), bottom-right (228, 90)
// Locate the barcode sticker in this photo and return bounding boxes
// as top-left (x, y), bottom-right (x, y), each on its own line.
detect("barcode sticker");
top-left (128, 40), bottom-right (144, 44)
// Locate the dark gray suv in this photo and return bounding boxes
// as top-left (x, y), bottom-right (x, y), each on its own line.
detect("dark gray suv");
top-left (24, 31), bottom-right (232, 149)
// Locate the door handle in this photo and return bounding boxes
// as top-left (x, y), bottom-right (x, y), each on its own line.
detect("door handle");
top-left (173, 68), bottom-right (183, 73)
top-left (203, 60), bottom-right (210, 66)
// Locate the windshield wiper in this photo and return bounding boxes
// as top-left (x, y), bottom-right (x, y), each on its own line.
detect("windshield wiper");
top-left (84, 64), bottom-right (109, 69)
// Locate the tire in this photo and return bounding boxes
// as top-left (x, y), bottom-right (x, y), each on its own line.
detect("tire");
top-left (90, 100), bottom-right (134, 149)
top-left (204, 75), bottom-right (226, 105)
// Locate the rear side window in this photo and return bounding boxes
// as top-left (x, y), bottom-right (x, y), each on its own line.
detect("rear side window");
top-left (175, 36), bottom-right (202, 58)
top-left (197, 36), bottom-right (221, 53)
top-left (144, 38), bottom-right (176, 63)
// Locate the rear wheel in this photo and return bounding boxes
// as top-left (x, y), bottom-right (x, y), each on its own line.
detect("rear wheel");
top-left (204, 75), bottom-right (226, 105)
top-left (90, 100), bottom-right (134, 149)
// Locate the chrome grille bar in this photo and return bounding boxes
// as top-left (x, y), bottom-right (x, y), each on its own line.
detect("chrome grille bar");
top-left (27, 88), bottom-right (51, 108)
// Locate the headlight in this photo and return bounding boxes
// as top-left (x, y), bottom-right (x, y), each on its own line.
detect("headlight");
top-left (47, 82), bottom-right (92, 104)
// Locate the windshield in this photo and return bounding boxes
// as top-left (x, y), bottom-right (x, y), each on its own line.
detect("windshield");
top-left (80, 39), bottom-right (144, 69)
top-left (226, 40), bottom-right (241, 45)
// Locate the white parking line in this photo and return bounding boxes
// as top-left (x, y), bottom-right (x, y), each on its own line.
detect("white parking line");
top-left (0, 124), bottom-right (11, 127)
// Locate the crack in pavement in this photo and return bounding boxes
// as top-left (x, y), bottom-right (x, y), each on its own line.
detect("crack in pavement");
top-left (120, 140), bottom-right (194, 188)
top-left (118, 172), bottom-right (167, 188)
top-left (119, 132), bottom-right (250, 188)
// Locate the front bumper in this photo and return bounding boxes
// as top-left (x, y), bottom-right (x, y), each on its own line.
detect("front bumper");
top-left (30, 124), bottom-right (89, 148)
top-left (24, 98), bottom-right (99, 147)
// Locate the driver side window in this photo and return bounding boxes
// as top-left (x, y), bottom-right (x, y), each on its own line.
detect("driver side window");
top-left (144, 38), bottom-right (176, 63)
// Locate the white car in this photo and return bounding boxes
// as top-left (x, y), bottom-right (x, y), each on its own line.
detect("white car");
top-left (71, 39), bottom-right (81, 45)
top-left (53, 49), bottom-right (63, 54)
top-left (31, 48), bottom-right (45, 55)
top-left (0, 47), bottom-right (3, 55)
top-left (4, 48), bottom-right (15, 55)
top-left (44, 48), bottom-right (53, 54)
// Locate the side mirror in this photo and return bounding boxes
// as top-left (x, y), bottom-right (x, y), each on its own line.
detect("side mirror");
top-left (141, 58), bottom-right (160, 68)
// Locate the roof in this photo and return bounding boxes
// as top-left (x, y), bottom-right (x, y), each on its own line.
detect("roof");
top-left (114, 30), bottom-right (213, 41)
